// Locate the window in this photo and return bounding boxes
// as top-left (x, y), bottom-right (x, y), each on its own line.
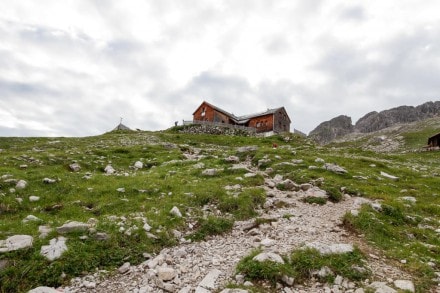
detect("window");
top-left (201, 107), bottom-right (206, 117)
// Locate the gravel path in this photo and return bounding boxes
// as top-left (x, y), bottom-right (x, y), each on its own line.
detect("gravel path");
top-left (61, 185), bottom-right (412, 293)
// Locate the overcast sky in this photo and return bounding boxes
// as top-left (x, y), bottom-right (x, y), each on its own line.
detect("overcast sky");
top-left (1, 1), bottom-right (439, 137)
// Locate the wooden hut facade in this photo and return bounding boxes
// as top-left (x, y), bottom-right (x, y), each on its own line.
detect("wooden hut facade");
top-left (192, 101), bottom-right (291, 134)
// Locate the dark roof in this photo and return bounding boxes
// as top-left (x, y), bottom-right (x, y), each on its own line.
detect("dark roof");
top-left (113, 123), bottom-right (131, 131)
top-left (428, 132), bottom-right (440, 139)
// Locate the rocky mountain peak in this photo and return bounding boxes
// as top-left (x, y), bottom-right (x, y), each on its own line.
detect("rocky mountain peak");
top-left (308, 115), bottom-right (353, 144)
top-left (309, 101), bottom-right (440, 144)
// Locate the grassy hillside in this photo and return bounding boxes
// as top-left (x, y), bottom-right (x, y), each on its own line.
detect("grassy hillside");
top-left (0, 128), bottom-right (439, 292)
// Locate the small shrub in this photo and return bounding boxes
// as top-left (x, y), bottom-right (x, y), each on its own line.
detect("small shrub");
top-left (188, 216), bottom-right (233, 241)
top-left (326, 186), bottom-right (342, 202)
top-left (236, 249), bottom-right (292, 286)
top-left (303, 196), bottom-right (327, 205)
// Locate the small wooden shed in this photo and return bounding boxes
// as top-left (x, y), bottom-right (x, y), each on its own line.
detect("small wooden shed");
top-left (427, 132), bottom-right (440, 148)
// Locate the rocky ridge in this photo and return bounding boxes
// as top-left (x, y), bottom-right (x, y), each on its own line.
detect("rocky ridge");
top-left (309, 101), bottom-right (440, 144)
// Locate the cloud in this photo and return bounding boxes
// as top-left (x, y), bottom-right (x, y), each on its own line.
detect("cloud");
top-left (1, 1), bottom-right (439, 136)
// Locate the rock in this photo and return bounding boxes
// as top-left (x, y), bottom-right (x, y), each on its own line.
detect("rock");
top-left (282, 275), bottom-right (294, 286)
top-left (69, 163), bottom-right (81, 172)
top-left (324, 163), bottom-right (348, 174)
top-left (370, 202), bottom-right (382, 212)
top-left (220, 289), bottom-right (249, 293)
top-left (315, 158), bottom-right (325, 163)
top-left (20, 164), bottom-right (28, 169)
top-left (399, 196), bottom-right (416, 203)
top-left (368, 282), bottom-right (397, 293)
top-left (225, 156), bottom-right (240, 163)
top-left (193, 162), bottom-right (205, 169)
top-left (170, 206), bottom-right (182, 218)
top-left (95, 232), bottom-right (110, 241)
top-left (309, 115), bottom-right (354, 144)
top-left (380, 171), bottom-right (399, 181)
top-left (116, 187), bottom-right (125, 193)
top-left (56, 221), bottom-right (89, 234)
top-left (197, 269), bottom-right (222, 290)
top-left (305, 242), bottom-right (354, 255)
top-left (306, 187), bottom-right (328, 198)
top-left (22, 215), bottom-right (41, 223)
top-left (134, 161), bottom-right (143, 169)
top-left (28, 287), bottom-right (60, 293)
top-left (253, 252), bottom-right (284, 264)
top-left (244, 173), bottom-right (256, 178)
top-left (38, 226), bottom-right (52, 239)
top-left (334, 275), bottom-right (343, 285)
top-left (279, 179), bottom-right (298, 191)
top-left (237, 146), bottom-right (258, 153)
top-left (118, 262), bottom-right (131, 274)
top-left (157, 267), bottom-right (177, 281)
top-left (143, 223), bottom-right (152, 232)
top-left (393, 280), bottom-right (415, 292)
top-left (300, 183), bottom-right (313, 191)
top-left (260, 238), bottom-right (276, 247)
top-left (43, 178), bottom-right (57, 184)
top-left (40, 237), bottom-right (68, 261)
top-left (317, 266), bottom-right (333, 278)
top-left (104, 165), bottom-right (115, 174)
top-left (0, 235), bottom-right (33, 253)
top-left (202, 169), bottom-right (217, 176)
top-left (15, 180), bottom-right (27, 189)
top-left (29, 196), bottom-right (40, 202)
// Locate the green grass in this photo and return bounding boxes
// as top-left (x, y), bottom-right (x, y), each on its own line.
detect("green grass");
top-left (236, 247), bottom-right (370, 288)
top-left (1, 126), bottom-right (440, 292)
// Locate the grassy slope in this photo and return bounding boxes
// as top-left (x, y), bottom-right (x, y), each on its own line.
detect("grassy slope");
top-left (0, 127), bottom-right (439, 292)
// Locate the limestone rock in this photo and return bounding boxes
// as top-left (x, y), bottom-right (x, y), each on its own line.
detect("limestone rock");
top-left (305, 242), bottom-right (354, 255)
top-left (0, 235), bottom-right (33, 253)
top-left (29, 196), bottom-right (40, 202)
top-left (279, 179), bottom-right (298, 191)
top-left (393, 280), bottom-right (415, 292)
top-left (22, 215), bottom-right (41, 223)
top-left (170, 206), bottom-right (182, 218)
top-left (197, 269), bottom-right (222, 290)
top-left (43, 178), bottom-right (57, 184)
top-left (237, 146), bottom-right (258, 153)
top-left (368, 281), bottom-right (397, 293)
top-left (118, 262), bottom-right (131, 274)
top-left (225, 156), bottom-right (240, 163)
top-left (104, 165), bottom-right (115, 174)
top-left (134, 161), bottom-right (143, 169)
top-left (309, 115), bottom-right (354, 144)
top-left (69, 163), bottom-right (81, 172)
top-left (28, 287), bottom-right (60, 293)
top-left (253, 252), bottom-right (284, 264)
top-left (380, 171), bottom-right (399, 180)
top-left (202, 169), bottom-right (217, 176)
top-left (40, 237), bottom-right (68, 261)
top-left (158, 267), bottom-right (177, 281)
top-left (56, 221), bottom-right (89, 234)
top-left (324, 163), bottom-right (348, 174)
top-left (15, 180), bottom-right (27, 189)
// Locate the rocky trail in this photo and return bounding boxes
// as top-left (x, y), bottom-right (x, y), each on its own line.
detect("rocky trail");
top-left (43, 160), bottom-right (419, 293)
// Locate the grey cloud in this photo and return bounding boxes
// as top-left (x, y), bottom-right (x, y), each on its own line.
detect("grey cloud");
top-left (339, 6), bottom-right (365, 21)
top-left (264, 35), bottom-right (291, 54)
